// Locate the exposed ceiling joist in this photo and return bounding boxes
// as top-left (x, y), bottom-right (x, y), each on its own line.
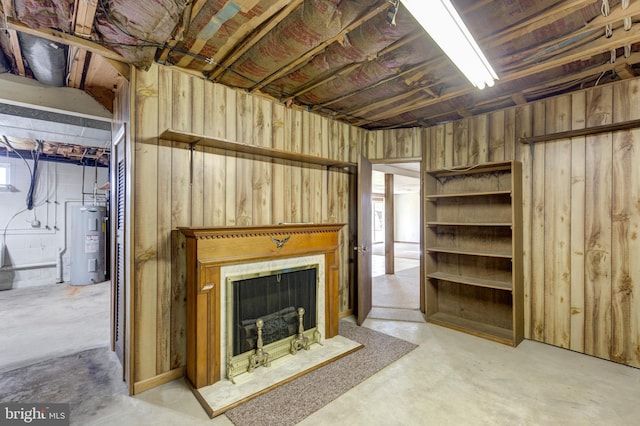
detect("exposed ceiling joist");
top-left (250, 1), bottom-right (392, 92)
top-left (3, 0), bottom-right (640, 131)
top-left (6, 17), bottom-right (128, 64)
top-left (205, 0), bottom-right (304, 79)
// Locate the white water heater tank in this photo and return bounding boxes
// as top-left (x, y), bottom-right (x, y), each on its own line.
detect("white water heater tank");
top-left (70, 205), bottom-right (107, 285)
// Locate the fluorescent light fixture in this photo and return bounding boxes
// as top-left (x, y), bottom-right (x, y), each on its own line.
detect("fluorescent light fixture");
top-left (400, 0), bottom-right (498, 89)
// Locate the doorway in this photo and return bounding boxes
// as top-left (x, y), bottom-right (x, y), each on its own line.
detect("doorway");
top-left (369, 162), bottom-right (423, 322)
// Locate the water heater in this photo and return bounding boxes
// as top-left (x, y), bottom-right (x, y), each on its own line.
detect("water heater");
top-left (70, 205), bottom-right (107, 285)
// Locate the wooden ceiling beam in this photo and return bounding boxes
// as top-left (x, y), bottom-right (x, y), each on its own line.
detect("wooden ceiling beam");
top-left (249, 1), bottom-right (393, 92)
top-left (201, 0), bottom-right (294, 74)
top-left (354, 24), bottom-right (640, 126)
top-left (73, 0), bottom-right (98, 38)
top-left (374, 52), bottom-right (640, 129)
top-left (6, 17), bottom-right (128, 63)
top-left (325, 1), bottom-right (621, 126)
top-left (68, 0), bottom-right (99, 89)
top-left (6, 29), bottom-right (26, 76)
top-left (1, 0), bottom-right (25, 76)
top-left (206, 0), bottom-right (302, 80)
top-left (157, 0), bottom-right (197, 64)
top-left (284, 30), bottom-right (424, 101)
top-left (615, 63), bottom-right (637, 79)
top-left (174, 0), bottom-right (261, 68)
top-left (498, 2), bottom-right (640, 70)
top-left (315, 59), bottom-right (434, 110)
top-left (483, 0), bottom-right (595, 49)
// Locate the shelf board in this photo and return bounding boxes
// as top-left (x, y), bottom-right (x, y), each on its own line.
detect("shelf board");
top-left (427, 271), bottom-right (512, 291)
top-left (425, 190), bottom-right (511, 200)
top-left (427, 221), bottom-right (512, 227)
top-left (160, 129), bottom-right (357, 169)
top-left (425, 246), bottom-right (512, 258)
top-left (427, 312), bottom-right (514, 345)
top-left (428, 161), bottom-right (514, 177)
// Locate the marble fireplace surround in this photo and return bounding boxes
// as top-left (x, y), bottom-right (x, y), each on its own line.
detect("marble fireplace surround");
top-left (179, 224), bottom-right (344, 389)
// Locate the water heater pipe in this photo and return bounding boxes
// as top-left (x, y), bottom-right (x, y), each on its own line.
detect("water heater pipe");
top-left (1, 261), bottom-right (56, 271)
top-left (56, 200), bottom-right (82, 283)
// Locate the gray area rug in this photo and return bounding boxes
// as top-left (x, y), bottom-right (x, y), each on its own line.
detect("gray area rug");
top-left (0, 346), bottom-right (128, 423)
top-left (225, 321), bottom-right (418, 426)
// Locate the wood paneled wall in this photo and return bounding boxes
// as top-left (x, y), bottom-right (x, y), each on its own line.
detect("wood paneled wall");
top-left (124, 63), bottom-right (640, 390)
top-left (130, 64), bottom-right (363, 389)
top-left (364, 127), bottom-right (423, 161)
top-left (418, 79), bottom-right (640, 368)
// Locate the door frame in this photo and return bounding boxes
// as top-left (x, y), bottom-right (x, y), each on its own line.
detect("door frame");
top-left (365, 159), bottom-right (425, 313)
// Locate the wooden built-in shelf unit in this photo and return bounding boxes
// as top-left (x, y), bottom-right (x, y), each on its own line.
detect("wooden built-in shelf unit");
top-left (160, 129), bottom-right (357, 170)
top-left (424, 161), bottom-right (523, 346)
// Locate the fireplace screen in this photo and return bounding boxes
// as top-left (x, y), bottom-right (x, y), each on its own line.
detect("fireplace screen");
top-left (229, 265), bottom-right (318, 357)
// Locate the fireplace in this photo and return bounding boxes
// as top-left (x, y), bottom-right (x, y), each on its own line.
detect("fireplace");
top-left (179, 224), bottom-right (343, 389)
top-left (229, 266), bottom-right (317, 356)
top-left (222, 256), bottom-right (325, 381)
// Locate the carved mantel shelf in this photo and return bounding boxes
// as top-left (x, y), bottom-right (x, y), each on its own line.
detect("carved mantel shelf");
top-left (178, 223), bottom-right (345, 389)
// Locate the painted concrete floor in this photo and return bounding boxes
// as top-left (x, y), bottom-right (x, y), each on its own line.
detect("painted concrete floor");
top-left (2, 278), bottom-right (640, 425)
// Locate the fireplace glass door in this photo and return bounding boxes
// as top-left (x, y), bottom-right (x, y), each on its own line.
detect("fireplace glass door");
top-left (228, 265), bottom-right (318, 358)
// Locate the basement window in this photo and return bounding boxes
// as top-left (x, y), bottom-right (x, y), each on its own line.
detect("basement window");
top-left (0, 163), bottom-right (13, 192)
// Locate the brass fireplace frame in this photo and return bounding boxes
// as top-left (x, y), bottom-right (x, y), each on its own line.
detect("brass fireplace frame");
top-left (225, 263), bottom-right (320, 380)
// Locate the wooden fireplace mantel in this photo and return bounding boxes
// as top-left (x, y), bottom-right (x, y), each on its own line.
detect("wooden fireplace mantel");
top-left (179, 223), bottom-right (345, 389)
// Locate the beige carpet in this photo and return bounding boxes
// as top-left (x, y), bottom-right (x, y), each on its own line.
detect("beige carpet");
top-left (224, 321), bottom-right (418, 426)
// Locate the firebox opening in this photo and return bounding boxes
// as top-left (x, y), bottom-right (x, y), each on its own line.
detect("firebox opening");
top-left (229, 265), bottom-right (318, 358)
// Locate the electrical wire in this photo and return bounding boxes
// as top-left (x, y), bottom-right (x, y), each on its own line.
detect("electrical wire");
top-left (25, 140), bottom-right (42, 210)
top-left (2, 207), bottom-right (28, 256)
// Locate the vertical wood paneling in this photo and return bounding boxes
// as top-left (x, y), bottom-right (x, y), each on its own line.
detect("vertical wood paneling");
top-left (291, 109), bottom-right (303, 222)
top-left (514, 104), bottom-right (532, 339)
top-left (301, 111), bottom-right (311, 223)
top-left (236, 92), bottom-right (253, 226)
top-left (444, 122), bottom-right (454, 167)
top-left (570, 91), bottom-right (586, 353)
top-left (190, 76), bottom-right (205, 227)
top-left (225, 89), bottom-right (237, 226)
top-left (133, 63), bottom-right (159, 382)
top-left (453, 120), bottom-right (468, 166)
top-left (584, 86), bottom-right (613, 359)
top-left (382, 129), bottom-right (395, 159)
top-left (504, 108), bottom-right (516, 160)
top-left (207, 84), bottom-right (228, 226)
top-left (611, 80), bottom-right (640, 367)
top-left (253, 97), bottom-right (272, 225)
top-left (489, 110), bottom-right (505, 162)
top-left (132, 62), bottom-right (640, 391)
top-left (434, 124), bottom-right (446, 169)
top-left (470, 115), bottom-right (488, 164)
top-left (272, 103), bottom-right (285, 223)
top-left (327, 120), bottom-right (340, 222)
top-left (530, 102), bottom-right (546, 341)
top-left (169, 72), bottom-right (193, 376)
top-left (543, 95), bottom-right (572, 348)
top-left (309, 114), bottom-right (324, 224)
top-left (133, 64), bottom-right (359, 388)
top-left (156, 67), bottom-right (173, 374)
top-left (202, 82), bottom-right (216, 227)
top-left (320, 118), bottom-right (330, 223)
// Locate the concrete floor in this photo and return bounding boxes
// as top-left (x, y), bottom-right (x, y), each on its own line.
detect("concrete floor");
top-left (371, 242), bottom-right (422, 322)
top-left (2, 277), bottom-right (640, 425)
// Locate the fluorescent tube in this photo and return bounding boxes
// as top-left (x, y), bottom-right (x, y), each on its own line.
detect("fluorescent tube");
top-left (400, 0), bottom-right (498, 89)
